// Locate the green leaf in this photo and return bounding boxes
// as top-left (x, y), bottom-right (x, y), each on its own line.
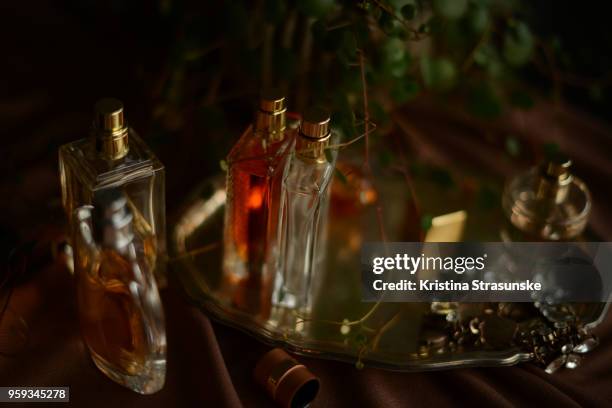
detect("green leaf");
top-left (420, 57), bottom-right (456, 91)
top-left (401, 3), bottom-right (416, 20)
top-left (469, 7), bottom-right (489, 33)
top-left (433, 0), bottom-right (467, 20)
top-left (474, 49), bottom-right (488, 66)
top-left (421, 214), bottom-right (433, 232)
top-left (391, 77), bottom-right (419, 102)
top-left (383, 37), bottom-right (407, 62)
top-left (381, 38), bottom-right (410, 78)
top-left (379, 12), bottom-right (402, 37)
top-left (503, 21), bottom-right (534, 67)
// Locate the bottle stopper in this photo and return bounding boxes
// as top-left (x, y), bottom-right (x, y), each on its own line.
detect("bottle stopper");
top-left (297, 107), bottom-right (332, 162)
top-left (253, 348), bottom-right (320, 408)
top-left (255, 89), bottom-right (287, 138)
top-left (93, 97), bottom-right (130, 160)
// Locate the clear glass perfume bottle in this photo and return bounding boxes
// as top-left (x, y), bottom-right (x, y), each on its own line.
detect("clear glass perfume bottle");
top-left (223, 90), bottom-right (294, 317)
top-left (501, 156), bottom-right (591, 242)
top-left (73, 189), bottom-right (166, 394)
top-left (272, 107), bottom-right (337, 315)
top-left (59, 98), bottom-right (166, 284)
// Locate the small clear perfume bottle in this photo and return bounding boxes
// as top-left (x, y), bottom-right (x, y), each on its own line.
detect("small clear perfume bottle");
top-left (59, 98), bottom-right (166, 284)
top-left (501, 156), bottom-right (591, 241)
top-left (272, 107), bottom-right (337, 315)
top-left (223, 90), bottom-right (294, 316)
top-left (74, 189), bottom-right (166, 394)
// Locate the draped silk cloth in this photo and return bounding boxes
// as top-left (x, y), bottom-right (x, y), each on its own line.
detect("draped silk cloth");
top-left (0, 258), bottom-right (611, 407)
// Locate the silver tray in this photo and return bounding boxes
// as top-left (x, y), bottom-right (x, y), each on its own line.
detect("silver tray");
top-left (170, 172), bottom-right (607, 371)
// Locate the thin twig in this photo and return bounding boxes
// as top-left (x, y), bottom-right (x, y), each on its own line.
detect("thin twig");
top-left (358, 49), bottom-right (372, 174)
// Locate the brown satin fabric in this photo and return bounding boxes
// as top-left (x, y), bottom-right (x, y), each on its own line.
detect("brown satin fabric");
top-left (0, 255), bottom-right (611, 408)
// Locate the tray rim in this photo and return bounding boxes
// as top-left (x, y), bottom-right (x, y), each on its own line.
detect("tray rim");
top-left (170, 174), bottom-right (607, 372)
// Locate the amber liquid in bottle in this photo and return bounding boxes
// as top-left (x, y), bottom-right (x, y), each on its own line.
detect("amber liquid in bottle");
top-left (223, 92), bottom-right (292, 318)
top-left (74, 190), bottom-right (166, 395)
top-left (78, 249), bottom-right (148, 375)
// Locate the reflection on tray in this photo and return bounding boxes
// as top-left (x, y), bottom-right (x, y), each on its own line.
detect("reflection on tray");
top-left (171, 170), bottom-right (605, 372)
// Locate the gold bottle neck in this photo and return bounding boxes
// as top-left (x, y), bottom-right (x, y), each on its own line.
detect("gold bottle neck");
top-left (255, 108), bottom-right (286, 142)
top-left (297, 107), bottom-right (331, 163)
top-left (255, 89), bottom-right (287, 143)
top-left (536, 158), bottom-right (573, 204)
top-left (92, 98), bottom-right (130, 160)
top-left (296, 133), bottom-right (330, 163)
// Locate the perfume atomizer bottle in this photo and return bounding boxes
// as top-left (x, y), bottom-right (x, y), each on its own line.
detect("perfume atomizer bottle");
top-left (59, 98), bottom-right (167, 286)
top-left (222, 90), bottom-right (295, 318)
top-left (271, 107), bottom-right (337, 318)
top-left (501, 156), bottom-right (591, 242)
top-left (73, 188), bottom-right (166, 394)
top-left (499, 157), bottom-right (595, 325)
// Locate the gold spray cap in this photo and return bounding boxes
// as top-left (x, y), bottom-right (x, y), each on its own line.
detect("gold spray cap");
top-left (537, 155), bottom-right (574, 202)
top-left (301, 107), bottom-right (330, 139)
top-left (93, 98), bottom-right (129, 160)
top-left (541, 156), bottom-right (573, 183)
top-left (255, 89), bottom-right (287, 139)
top-left (297, 107), bottom-right (331, 162)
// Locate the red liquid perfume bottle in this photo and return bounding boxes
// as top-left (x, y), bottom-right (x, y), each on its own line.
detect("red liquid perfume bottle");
top-left (223, 90), bottom-right (294, 317)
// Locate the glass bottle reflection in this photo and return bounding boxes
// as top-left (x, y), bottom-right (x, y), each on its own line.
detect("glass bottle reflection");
top-left (74, 189), bottom-right (166, 394)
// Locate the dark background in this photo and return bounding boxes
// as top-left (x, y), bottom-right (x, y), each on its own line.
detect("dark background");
top-left (1, 0), bottom-right (611, 241)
